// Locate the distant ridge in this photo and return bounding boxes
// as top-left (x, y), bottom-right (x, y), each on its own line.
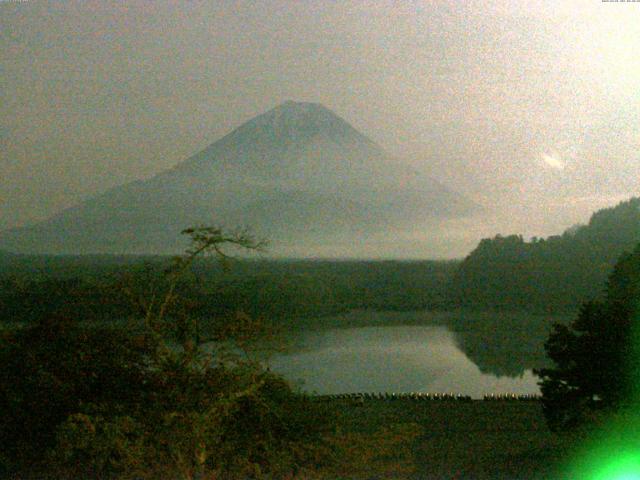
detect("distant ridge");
top-left (0, 102), bottom-right (479, 255)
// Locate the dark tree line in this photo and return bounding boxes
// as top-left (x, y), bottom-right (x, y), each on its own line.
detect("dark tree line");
top-left (0, 259), bottom-right (458, 326)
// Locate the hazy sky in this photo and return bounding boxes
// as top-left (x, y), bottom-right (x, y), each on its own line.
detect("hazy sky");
top-left (2, 0), bottom-right (639, 252)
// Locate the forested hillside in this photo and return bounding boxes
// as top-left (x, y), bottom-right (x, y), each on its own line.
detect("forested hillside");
top-left (450, 198), bottom-right (640, 312)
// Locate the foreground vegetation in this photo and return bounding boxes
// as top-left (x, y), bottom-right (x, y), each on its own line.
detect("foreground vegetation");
top-left (0, 319), bottom-right (572, 479)
top-left (0, 228), bottom-right (336, 479)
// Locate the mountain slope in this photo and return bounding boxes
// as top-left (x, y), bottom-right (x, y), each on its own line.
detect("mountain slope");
top-left (0, 101), bottom-right (478, 255)
top-left (449, 197), bottom-right (640, 312)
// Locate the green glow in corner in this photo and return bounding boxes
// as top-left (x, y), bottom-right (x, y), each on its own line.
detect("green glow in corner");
top-left (565, 439), bottom-right (640, 480)
top-left (580, 305), bottom-right (640, 480)
top-left (590, 453), bottom-right (640, 480)
top-left (562, 399), bottom-right (640, 480)
top-left (564, 259), bottom-right (640, 480)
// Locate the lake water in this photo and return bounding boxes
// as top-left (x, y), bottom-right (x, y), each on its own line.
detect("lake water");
top-left (268, 325), bottom-right (540, 398)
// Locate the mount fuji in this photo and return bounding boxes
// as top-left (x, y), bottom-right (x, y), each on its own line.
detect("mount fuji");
top-left (0, 101), bottom-right (479, 256)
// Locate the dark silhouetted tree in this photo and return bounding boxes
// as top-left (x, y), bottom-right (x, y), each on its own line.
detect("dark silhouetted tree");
top-left (0, 227), bottom-right (335, 479)
top-left (536, 243), bottom-right (640, 430)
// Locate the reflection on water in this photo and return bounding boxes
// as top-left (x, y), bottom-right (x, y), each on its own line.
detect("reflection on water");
top-left (268, 325), bottom-right (540, 398)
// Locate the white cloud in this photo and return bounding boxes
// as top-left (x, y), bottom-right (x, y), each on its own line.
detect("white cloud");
top-left (540, 152), bottom-right (566, 170)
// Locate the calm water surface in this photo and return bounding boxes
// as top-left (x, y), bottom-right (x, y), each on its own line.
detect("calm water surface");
top-left (268, 325), bottom-right (539, 398)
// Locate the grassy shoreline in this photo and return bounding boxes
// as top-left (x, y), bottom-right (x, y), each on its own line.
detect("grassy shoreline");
top-left (323, 397), bottom-right (570, 479)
